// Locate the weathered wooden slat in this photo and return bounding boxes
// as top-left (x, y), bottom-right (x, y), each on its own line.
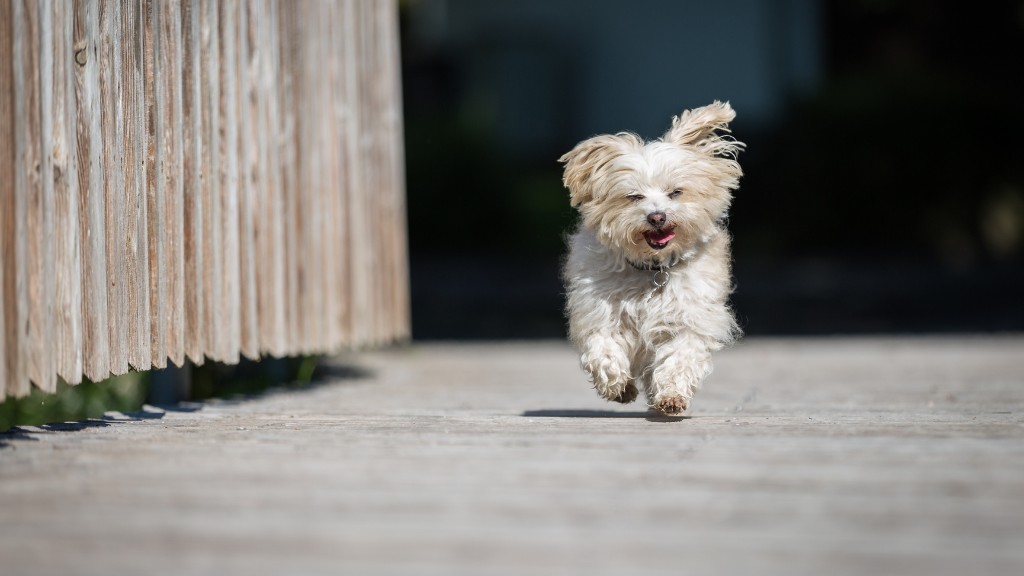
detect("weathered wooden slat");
top-left (253, 0), bottom-right (286, 358)
top-left (144, 0), bottom-right (166, 369)
top-left (200, 0), bottom-right (222, 363)
top-left (288, 1), bottom-right (303, 355)
top-left (124, 0), bottom-right (151, 371)
top-left (180, 0), bottom-right (204, 366)
top-left (25, 1), bottom-right (58, 391)
top-left (380, 0), bottom-right (411, 343)
top-left (74, 0), bottom-right (110, 383)
top-left (317, 0), bottom-right (340, 352)
top-left (344, 0), bottom-right (370, 347)
top-left (2, 0), bottom-right (410, 396)
top-left (0, 0), bottom-right (14, 397)
top-left (99, 0), bottom-right (128, 376)
top-left (53, 0), bottom-right (84, 384)
top-left (236, 0), bottom-right (258, 360)
top-left (162, 0), bottom-right (185, 367)
top-left (298, 0), bottom-right (321, 355)
top-left (323, 0), bottom-right (346, 350)
top-left (217, 0), bottom-right (241, 364)
top-left (339, 0), bottom-right (359, 349)
top-left (277, 1), bottom-right (299, 356)
top-left (364, 2), bottom-right (385, 344)
top-left (0, 201), bottom-right (4, 398)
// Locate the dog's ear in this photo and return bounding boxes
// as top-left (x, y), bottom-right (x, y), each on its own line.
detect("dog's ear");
top-left (558, 134), bottom-right (637, 207)
top-left (665, 101), bottom-right (742, 158)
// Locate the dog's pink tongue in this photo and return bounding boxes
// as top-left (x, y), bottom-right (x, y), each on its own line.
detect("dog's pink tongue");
top-left (645, 229), bottom-right (675, 243)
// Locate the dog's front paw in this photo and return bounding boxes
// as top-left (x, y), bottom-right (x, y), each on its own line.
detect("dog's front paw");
top-left (580, 346), bottom-right (635, 404)
top-left (608, 382), bottom-right (639, 404)
top-left (652, 392), bottom-right (689, 416)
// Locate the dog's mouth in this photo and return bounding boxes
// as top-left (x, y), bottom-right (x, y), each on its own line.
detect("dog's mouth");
top-left (643, 228), bottom-right (675, 250)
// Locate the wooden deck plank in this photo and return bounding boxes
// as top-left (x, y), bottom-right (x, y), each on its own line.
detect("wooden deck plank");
top-left (1, 338), bottom-right (1021, 576)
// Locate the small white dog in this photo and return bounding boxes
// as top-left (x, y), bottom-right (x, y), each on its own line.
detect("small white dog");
top-left (559, 101), bottom-right (743, 416)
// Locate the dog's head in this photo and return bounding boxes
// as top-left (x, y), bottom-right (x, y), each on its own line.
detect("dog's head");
top-left (559, 101), bottom-right (743, 266)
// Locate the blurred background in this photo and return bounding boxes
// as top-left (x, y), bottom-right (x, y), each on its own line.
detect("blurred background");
top-left (5, 0), bottom-right (1023, 429)
top-left (401, 0), bottom-right (1024, 339)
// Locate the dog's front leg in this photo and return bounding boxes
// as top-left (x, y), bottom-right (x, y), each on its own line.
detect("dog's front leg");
top-left (647, 331), bottom-right (714, 415)
top-left (577, 331), bottom-right (638, 404)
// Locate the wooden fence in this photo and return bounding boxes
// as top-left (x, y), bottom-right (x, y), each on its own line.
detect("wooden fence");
top-left (0, 0), bottom-right (409, 398)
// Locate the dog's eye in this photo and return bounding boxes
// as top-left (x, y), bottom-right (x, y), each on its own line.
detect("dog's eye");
top-left (668, 189), bottom-right (683, 199)
top-left (626, 194), bottom-right (644, 202)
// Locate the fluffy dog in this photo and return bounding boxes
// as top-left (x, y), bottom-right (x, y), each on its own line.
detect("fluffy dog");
top-left (559, 101), bottom-right (743, 416)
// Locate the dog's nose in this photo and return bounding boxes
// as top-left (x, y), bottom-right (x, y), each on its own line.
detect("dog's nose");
top-left (647, 211), bottom-right (667, 228)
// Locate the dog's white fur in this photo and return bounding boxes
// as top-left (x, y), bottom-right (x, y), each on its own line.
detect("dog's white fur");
top-left (559, 101), bottom-right (743, 416)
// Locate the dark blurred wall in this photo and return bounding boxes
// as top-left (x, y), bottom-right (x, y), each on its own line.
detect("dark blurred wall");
top-left (400, 0), bottom-right (1024, 338)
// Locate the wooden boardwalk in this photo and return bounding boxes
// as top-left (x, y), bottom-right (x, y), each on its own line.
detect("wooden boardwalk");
top-left (1, 337), bottom-right (1022, 576)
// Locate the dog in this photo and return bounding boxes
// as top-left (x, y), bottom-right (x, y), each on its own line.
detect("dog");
top-left (558, 101), bottom-right (743, 416)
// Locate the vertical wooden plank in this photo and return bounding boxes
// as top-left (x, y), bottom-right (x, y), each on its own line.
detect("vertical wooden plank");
top-left (276, 1), bottom-right (298, 356)
top-left (74, 0), bottom-right (110, 383)
top-left (181, 0), bottom-right (204, 365)
top-left (382, 0), bottom-right (410, 343)
top-left (144, 0), bottom-right (166, 368)
top-left (162, 0), bottom-right (185, 366)
top-left (0, 0), bottom-right (18, 396)
top-left (365, 1), bottom-right (386, 344)
top-left (53, 0), bottom-right (84, 384)
top-left (287, 2), bottom-right (303, 354)
top-left (307, 0), bottom-right (324, 354)
top-left (134, 0), bottom-right (153, 370)
top-left (314, 1), bottom-right (329, 351)
top-left (25, 1), bottom-right (57, 391)
top-left (0, 141), bottom-right (4, 395)
top-left (118, 0), bottom-right (152, 371)
top-left (99, 0), bottom-right (128, 375)
top-left (254, 0), bottom-right (285, 357)
top-left (289, 2), bottom-right (303, 355)
top-left (337, 0), bottom-right (352, 347)
top-left (345, 0), bottom-right (370, 346)
top-left (236, 0), bottom-right (258, 359)
top-left (294, 0), bottom-right (313, 352)
top-left (270, 0), bottom-right (286, 357)
top-left (218, 0), bottom-right (240, 363)
top-left (321, 0), bottom-right (343, 350)
top-left (200, 0), bottom-right (222, 362)
top-left (315, 1), bottom-right (337, 351)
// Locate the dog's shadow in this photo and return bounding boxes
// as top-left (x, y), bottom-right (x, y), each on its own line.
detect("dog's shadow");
top-left (522, 409), bottom-right (688, 423)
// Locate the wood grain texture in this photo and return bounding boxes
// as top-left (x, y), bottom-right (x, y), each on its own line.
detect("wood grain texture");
top-left (28, 1), bottom-right (58, 392)
top-left (1, 0), bottom-right (13, 396)
top-left (162, 0), bottom-right (185, 367)
top-left (99, 0), bottom-right (128, 376)
top-left (4, 339), bottom-right (1023, 576)
top-left (235, 0), bottom-right (257, 360)
top-left (53, 0), bottom-right (84, 384)
top-left (253, 0), bottom-right (286, 357)
top-left (73, 0), bottom-right (110, 383)
top-left (199, 0), bottom-right (222, 363)
top-left (1, 0), bottom-right (409, 397)
top-left (144, 0), bottom-right (165, 369)
top-left (124, 0), bottom-right (151, 371)
top-left (180, 0), bottom-right (204, 366)
top-left (217, 0), bottom-right (240, 365)
top-left (276, 1), bottom-right (299, 355)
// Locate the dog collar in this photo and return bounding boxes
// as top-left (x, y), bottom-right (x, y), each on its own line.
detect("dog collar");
top-left (627, 256), bottom-right (682, 288)
top-left (627, 257), bottom-right (681, 272)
